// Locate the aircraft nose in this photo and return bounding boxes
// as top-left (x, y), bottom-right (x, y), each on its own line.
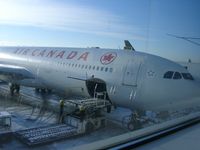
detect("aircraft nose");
top-left (180, 81), bottom-right (200, 109)
top-left (181, 80), bottom-right (200, 97)
top-left (191, 82), bottom-right (200, 101)
top-left (197, 84), bottom-right (200, 98)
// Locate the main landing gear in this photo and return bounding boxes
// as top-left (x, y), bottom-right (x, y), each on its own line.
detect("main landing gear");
top-left (35, 88), bottom-right (52, 94)
top-left (9, 83), bottom-right (20, 96)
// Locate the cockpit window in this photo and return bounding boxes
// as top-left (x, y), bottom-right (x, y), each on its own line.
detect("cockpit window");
top-left (181, 73), bottom-right (194, 80)
top-left (173, 72), bottom-right (182, 79)
top-left (163, 71), bottom-right (174, 79)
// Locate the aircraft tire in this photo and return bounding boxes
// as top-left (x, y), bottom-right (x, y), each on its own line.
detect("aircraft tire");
top-left (9, 84), bottom-right (15, 96)
top-left (127, 122), bottom-right (135, 131)
top-left (15, 85), bottom-right (20, 94)
top-left (35, 88), bottom-right (40, 93)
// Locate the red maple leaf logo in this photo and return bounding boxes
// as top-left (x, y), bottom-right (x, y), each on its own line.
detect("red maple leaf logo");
top-left (100, 52), bottom-right (117, 65)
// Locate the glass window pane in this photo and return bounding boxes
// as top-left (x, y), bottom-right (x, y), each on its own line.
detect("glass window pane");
top-left (163, 71), bottom-right (174, 79)
top-left (173, 72), bottom-right (182, 79)
top-left (182, 73), bottom-right (194, 80)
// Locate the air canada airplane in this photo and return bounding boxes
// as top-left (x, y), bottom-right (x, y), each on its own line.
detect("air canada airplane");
top-left (0, 44), bottom-right (200, 114)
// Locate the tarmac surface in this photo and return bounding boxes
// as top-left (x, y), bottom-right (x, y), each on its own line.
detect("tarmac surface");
top-left (0, 83), bottom-right (200, 150)
top-left (0, 84), bottom-right (130, 150)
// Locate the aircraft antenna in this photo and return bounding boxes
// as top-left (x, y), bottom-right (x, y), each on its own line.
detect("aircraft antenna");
top-left (167, 34), bottom-right (200, 46)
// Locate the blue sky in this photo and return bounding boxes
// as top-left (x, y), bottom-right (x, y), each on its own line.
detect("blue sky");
top-left (0, 0), bottom-right (199, 62)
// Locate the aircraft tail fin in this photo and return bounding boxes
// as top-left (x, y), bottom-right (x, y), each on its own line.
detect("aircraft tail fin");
top-left (124, 40), bottom-right (135, 51)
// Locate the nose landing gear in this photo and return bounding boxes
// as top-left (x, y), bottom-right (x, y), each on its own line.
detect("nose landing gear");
top-left (122, 111), bottom-right (142, 131)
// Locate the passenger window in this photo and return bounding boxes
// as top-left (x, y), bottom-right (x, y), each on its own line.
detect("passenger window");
top-left (96, 66), bottom-right (99, 71)
top-left (173, 72), bottom-right (182, 79)
top-left (89, 65), bottom-right (91, 70)
top-left (101, 67), bottom-right (104, 71)
top-left (81, 65), bottom-right (84, 69)
top-left (182, 73), bottom-right (194, 80)
top-left (110, 68), bottom-right (113, 73)
top-left (93, 66), bottom-right (95, 70)
top-left (105, 68), bottom-right (108, 72)
top-left (85, 65), bottom-right (88, 69)
top-left (163, 71), bottom-right (174, 79)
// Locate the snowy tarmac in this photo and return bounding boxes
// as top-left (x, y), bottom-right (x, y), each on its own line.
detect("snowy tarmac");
top-left (0, 84), bottom-right (200, 150)
top-left (0, 85), bottom-right (129, 149)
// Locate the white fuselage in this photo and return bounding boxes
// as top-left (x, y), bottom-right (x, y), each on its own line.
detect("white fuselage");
top-left (0, 47), bottom-right (200, 112)
top-left (178, 62), bottom-right (200, 82)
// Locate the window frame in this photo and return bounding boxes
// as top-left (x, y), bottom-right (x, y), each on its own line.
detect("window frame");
top-left (181, 73), bottom-right (194, 80)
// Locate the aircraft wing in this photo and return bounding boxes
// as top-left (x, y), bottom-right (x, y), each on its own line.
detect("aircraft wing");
top-left (0, 64), bottom-right (35, 81)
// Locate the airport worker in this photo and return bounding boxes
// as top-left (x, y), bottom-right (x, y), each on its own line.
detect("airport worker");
top-left (59, 99), bottom-right (65, 123)
top-left (79, 105), bottom-right (85, 121)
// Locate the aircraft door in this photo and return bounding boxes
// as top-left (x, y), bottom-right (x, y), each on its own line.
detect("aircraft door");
top-left (122, 59), bottom-right (141, 86)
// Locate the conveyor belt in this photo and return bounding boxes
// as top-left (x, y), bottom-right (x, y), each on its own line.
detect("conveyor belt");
top-left (15, 124), bottom-right (78, 146)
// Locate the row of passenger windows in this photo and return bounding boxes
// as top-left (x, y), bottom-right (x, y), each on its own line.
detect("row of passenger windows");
top-left (163, 71), bottom-right (194, 80)
top-left (57, 62), bottom-right (113, 73)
